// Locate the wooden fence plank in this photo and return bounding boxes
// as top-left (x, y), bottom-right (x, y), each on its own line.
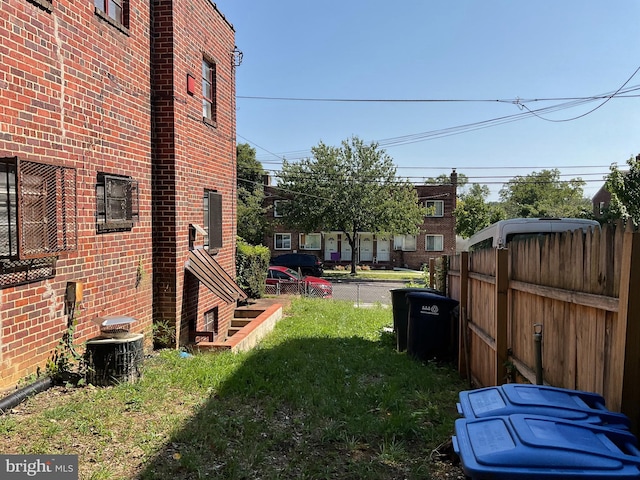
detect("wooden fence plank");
top-left (494, 248), bottom-right (508, 385)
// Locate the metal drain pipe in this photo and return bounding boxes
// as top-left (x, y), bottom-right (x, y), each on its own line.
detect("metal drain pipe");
top-left (534, 324), bottom-right (543, 385)
top-left (0, 376), bottom-right (54, 413)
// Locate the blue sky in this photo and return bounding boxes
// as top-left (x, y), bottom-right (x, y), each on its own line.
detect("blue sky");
top-left (214, 1), bottom-right (640, 200)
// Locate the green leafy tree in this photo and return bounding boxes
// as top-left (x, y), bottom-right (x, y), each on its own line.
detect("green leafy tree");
top-left (605, 155), bottom-right (640, 225)
top-left (425, 172), bottom-right (468, 188)
top-left (237, 143), bottom-right (268, 245)
top-left (499, 169), bottom-right (591, 219)
top-left (454, 183), bottom-right (506, 238)
top-left (277, 136), bottom-right (426, 274)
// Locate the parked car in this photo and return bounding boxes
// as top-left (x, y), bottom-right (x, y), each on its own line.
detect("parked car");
top-left (266, 266), bottom-right (332, 298)
top-left (270, 253), bottom-right (324, 277)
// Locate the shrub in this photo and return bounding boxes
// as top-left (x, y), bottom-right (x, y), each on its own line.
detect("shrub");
top-left (236, 238), bottom-right (270, 299)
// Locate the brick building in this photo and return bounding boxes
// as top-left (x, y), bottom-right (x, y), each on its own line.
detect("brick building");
top-left (263, 171), bottom-right (458, 271)
top-left (0, 0), bottom-right (241, 390)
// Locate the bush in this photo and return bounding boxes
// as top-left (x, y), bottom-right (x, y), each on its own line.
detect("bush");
top-left (236, 238), bottom-right (270, 299)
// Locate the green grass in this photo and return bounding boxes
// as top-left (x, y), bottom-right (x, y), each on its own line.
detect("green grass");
top-left (0, 298), bottom-right (466, 480)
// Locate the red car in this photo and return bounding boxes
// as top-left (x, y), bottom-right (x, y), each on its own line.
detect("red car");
top-left (266, 266), bottom-right (333, 298)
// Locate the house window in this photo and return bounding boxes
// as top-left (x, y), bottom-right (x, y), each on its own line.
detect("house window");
top-left (203, 190), bottom-right (223, 250)
top-left (1, 157), bottom-right (77, 259)
top-left (599, 201), bottom-right (606, 216)
top-left (96, 173), bottom-right (138, 233)
top-left (202, 58), bottom-right (216, 123)
top-left (425, 200), bottom-right (444, 217)
top-left (274, 233), bottom-right (291, 250)
top-left (425, 234), bottom-right (444, 251)
top-left (94, 0), bottom-right (127, 27)
top-left (273, 200), bottom-right (287, 218)
top-left (393, 234), bottom-right (416, 251)
top-left (299, 233), bottom-right (321, 250)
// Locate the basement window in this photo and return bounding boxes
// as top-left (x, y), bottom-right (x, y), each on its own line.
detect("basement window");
top-left (96, 173), bottom-right (139, 233)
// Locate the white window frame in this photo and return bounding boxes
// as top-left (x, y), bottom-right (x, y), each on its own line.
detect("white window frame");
top-left (393, 234), bottom-right (417, 251)
top-left (202, 58), bottom-right (216, 123)
top-left (274, 233), bottom-right (291, 250)
top-left (273, 200), bottom-right (288, 218)
top-left (425, 234), bottom-right (444, 251)
top-left (425, 200), bottom-right (444, 217)
top-left (299, 233), bottom-right (321, 250)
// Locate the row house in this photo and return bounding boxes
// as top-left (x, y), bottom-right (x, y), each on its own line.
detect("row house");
top-left (263, 171), bottom-right (458, 271)
top-left (0, 0), bottom-right (242, 390)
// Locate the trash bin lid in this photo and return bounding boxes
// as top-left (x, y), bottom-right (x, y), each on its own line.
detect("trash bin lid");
top-left (390, 287), bottom-right (443, 295)
top-left (457, 384), bottom-right (630, 430)
top-left (453, 414), bottom-right (640, 479)
top-left (406, 292), bottom-right (459, 315)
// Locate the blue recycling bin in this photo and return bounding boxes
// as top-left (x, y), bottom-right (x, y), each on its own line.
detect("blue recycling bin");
top-left (453, 414), bottom-right (640, 479)
top-left (405, 292), bottom-right (458, 362)
top-left (390, 287), bottom-right (443, 352)
top-left (457, 384), bottom-right (630, 430)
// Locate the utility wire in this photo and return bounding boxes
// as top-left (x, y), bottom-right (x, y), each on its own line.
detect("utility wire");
top-left (245, 82), bottom-right (640, 162)
top-left (518, 65), bottom-right (640, 122)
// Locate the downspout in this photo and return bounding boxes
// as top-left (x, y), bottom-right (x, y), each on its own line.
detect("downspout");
top-left (0, 377), bottom-right (54, 413)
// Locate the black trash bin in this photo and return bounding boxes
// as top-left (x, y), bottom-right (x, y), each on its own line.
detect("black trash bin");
top-left (390, 287), bottom-right (443, 352)
top-left (406, 292), bottom-right (459, 362)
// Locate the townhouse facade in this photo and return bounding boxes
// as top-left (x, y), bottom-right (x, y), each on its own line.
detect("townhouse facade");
top-left (263, 171), bottom-right (458, 271)
top-left (0, 0), bottom-right (241, 389)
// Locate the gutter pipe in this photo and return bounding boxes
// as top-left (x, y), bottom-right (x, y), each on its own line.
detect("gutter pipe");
top-left (0, 376), bottom-right (54, 413)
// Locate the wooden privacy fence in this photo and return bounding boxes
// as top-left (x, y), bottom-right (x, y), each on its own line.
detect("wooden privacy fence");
top-left (447, 221), bottom-right (640, 434)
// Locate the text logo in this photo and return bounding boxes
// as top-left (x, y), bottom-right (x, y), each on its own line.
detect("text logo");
top-left (1, 455), bottom-right (78, 479)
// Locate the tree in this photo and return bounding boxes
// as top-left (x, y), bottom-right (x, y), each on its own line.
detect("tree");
top-left (277, 136), bottom-right (426, 274)
top-left (454, 183), bottom-right (506, 238)
top-left (605, 155), bottom-right (640, 226)
top-left (236, 143), bottom-right (268, 245)
top-left (425, 172), bottom-right (468, 189)
top-left (499, 169), bottom-right (591, 219)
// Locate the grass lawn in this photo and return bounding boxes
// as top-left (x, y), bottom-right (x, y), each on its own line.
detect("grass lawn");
top-left (0, 298), bottom-right (467, 479)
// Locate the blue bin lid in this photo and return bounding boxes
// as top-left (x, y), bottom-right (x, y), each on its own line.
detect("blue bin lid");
top-left (453, 414), bottom-right (640, 479)
top-left (457, 384), bottom-right (630, 430)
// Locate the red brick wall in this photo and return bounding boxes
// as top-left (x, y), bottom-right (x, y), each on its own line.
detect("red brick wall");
top-left (152, 0), bottom-right (237, 345)
top-left (0, 1), bottom-right (153, 388)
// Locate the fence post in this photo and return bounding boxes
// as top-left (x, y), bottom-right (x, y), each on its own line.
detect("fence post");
top-left (614, 227), bottom-right (640, 434)
top-left (494, 248), bottom-right (509, 386)
top-left (458, 252), bottom-right (469, 377)
top-left (429, 258), bottom-right (436, 289)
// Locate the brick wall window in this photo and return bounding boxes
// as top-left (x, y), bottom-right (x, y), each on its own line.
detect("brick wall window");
top-left (202, 58), bottom-right (217, 124)
top-left (203, 190), bottom-right (223, 250)
top-left (425, 234), bottom-right (444, 251)
top-left (425, 200), bottom-right (444, 217)
top-left (0, 158), bottom-right (77, 260)
top-left (96, 173), bottom-right (139, 233)
top-left (94, 0), bottom-right (128, 27)
top-left (299, 233), bottom-right (321, 250)
top-left (393, 234), bottom-right (416, 251)
top-left (273, 200), bottom-right (287, 218)
top-left (274, 233), bottom-right (291, 250)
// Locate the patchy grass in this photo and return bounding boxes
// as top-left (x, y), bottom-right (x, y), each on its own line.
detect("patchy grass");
top-left (0, 299), bottom-right (466, 479)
